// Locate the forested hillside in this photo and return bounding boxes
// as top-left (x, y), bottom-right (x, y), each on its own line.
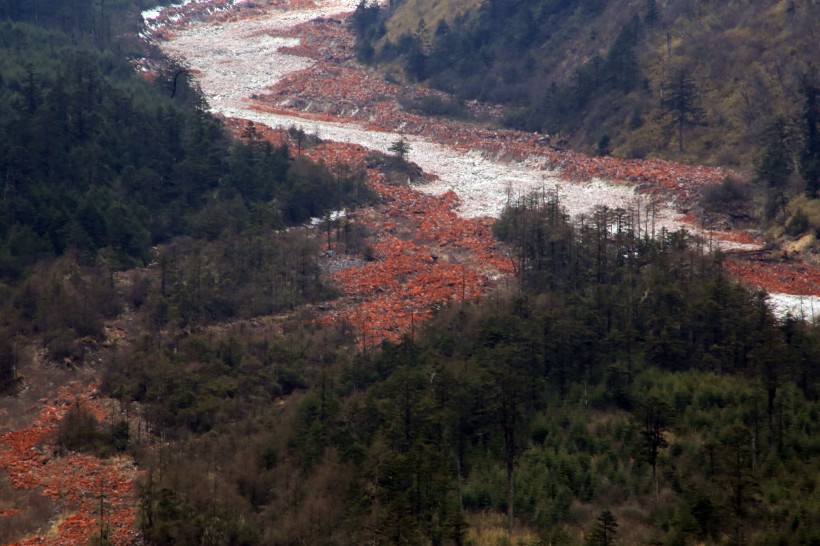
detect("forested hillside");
top-left (0, 23), bottom-right (371, 278)
top-left (0, 0), bottom-right (372, 392)
top-left (352, 0), bottom-right (820, 171)
top-left (103, 194), bottom-right (820, 545)
top-left (0, 0), bottom-right (157, 41)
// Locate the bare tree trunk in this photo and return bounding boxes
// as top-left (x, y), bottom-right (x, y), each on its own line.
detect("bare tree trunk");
top-left (507, 458), bottom-right (514, 536)
top-left (653, 462), bottom-right (659, 502)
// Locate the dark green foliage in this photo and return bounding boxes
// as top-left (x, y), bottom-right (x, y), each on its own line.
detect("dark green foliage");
top-left (55, 401), bottom-right (129, 457)
top-left (112, 193), bottom-right (820, 545)
top-left (634, 395), bottom-right (672, 499)
top-left (102, 323), bottom-right (348, 437)
top-left (359, 0), bottom-right (645, 140)
top-left (0, 11), bottom-right (385, 544)
top-left (800, 79), bottom-right (820, 197)
top-left (388, 136), bottom-right (411, 162)
top-left (597, 134), bottom-right (611, 156)
top-left (756, 119), bottom-right (794, 219)
top-left (360, 0), bottom-right (820, 166)
top-left (645, 0), bottom-right (658, 25)
top-left (139, 483), bottom-right (260, 546)
top-left (282, 156), bottom-right (370, 224)
top-left (105, 323), bottom-right (358, 545)
top-left (661, 69), bottom-right (706, 153)
top-left (148, 232), bottom-right (334, 327)
top-left (0, 21), bottom-right (373, 280)
top-left (587, 509), bottom-right (618, 546)
top-left (1, 255), bottom-right (123, 363)
top-left (0, 22), bottom-right (211, 273)
top-left (349, 0), bottom-right (384, 62)
top-left (9, 1), bottom-right (811, 542)
top-left (0, 0), bottom-right (175, 51)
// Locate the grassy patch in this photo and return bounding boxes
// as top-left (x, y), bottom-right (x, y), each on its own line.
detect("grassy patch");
top-left (383, 0), bottom-right (484, 44)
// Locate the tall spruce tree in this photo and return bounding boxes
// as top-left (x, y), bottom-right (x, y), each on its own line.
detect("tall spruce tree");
top-left (661, 69), bottom-right (706, 152)
top-left (799, 79), bottom-right (820, 197)
top-left (587, 509), bottom-right (619, 546)
top-left (756, 118), bottom-right (793, 218)
top-left (636, 395), bottom-right (672, 501)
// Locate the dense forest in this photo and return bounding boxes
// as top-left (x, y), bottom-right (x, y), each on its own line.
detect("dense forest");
top-left (0, 0), bottom-right (372, 392)
top-left (96, 194), bottom-right (820, 545)
top-left (1, 1), bottom-right (820, 545)
top-left (0, 23), bottom-right (370, 277)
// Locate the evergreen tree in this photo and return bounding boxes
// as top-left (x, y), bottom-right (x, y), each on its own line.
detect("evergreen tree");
top-left (389, 136), bottom-right (411, 163)
top-left (403, 33), bottom-right (428, 81)
top-left (349, 0), bottom-right (381, 62)
top-left (587, 509), bottom-right (618, 546)
top-left (646, 0), bottom-right (659, 25)
top-left (661, 69), bottom-right (706, 152)
top-left (718, 424), bottom-right (760, 545)
top-left (604, 15), bottom-right (641, 92)
top-left (799, 79), bottom-right (820, 197)
top-left (756, 118), bottom-right (793, 218)
top-left (635, 395), bottom-right (672, 501)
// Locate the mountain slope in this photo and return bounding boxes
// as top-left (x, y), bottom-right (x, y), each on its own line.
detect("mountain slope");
top-left (356, 0), bottom-right (819, 169)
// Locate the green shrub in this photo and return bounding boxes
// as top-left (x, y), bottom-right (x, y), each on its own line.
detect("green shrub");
top-left (785, 208), bottom-right (810, 237)
top-left (55, 402), bottom-right (129, 457)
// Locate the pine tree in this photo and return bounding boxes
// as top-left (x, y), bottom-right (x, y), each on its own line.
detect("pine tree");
top-left (756, 118), bottom-right (793, 218)
top-left (799, 79), bottom-right (820, 197)
top-left (635, 395), bottom-right (672, 501)
top-left (661, 69), bottom-right (706, 152)
top-left (389, 136), bottom-right (411, 163)
top-left (646, 0), bottom-right (659, 25)
top-left (718, 424), bottom-right (760, 545)
top-left (587, 509), bottom-right (618, 546)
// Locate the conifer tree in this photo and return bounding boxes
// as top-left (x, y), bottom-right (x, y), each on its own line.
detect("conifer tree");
top-left (756, 118), bottom-right (793, 218)
top-left (646, 0), bottom-right (659, 25)
top-left (661, 69), bottom-right (706, 152)
top-left (587, 509), bottom-right (618, 546)
top-left (799, 79), bottom-right (820, 197)
top-left (636, 395), bottom-right (672, 501)
top-left (389, 136), bottom-right (411, 163)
